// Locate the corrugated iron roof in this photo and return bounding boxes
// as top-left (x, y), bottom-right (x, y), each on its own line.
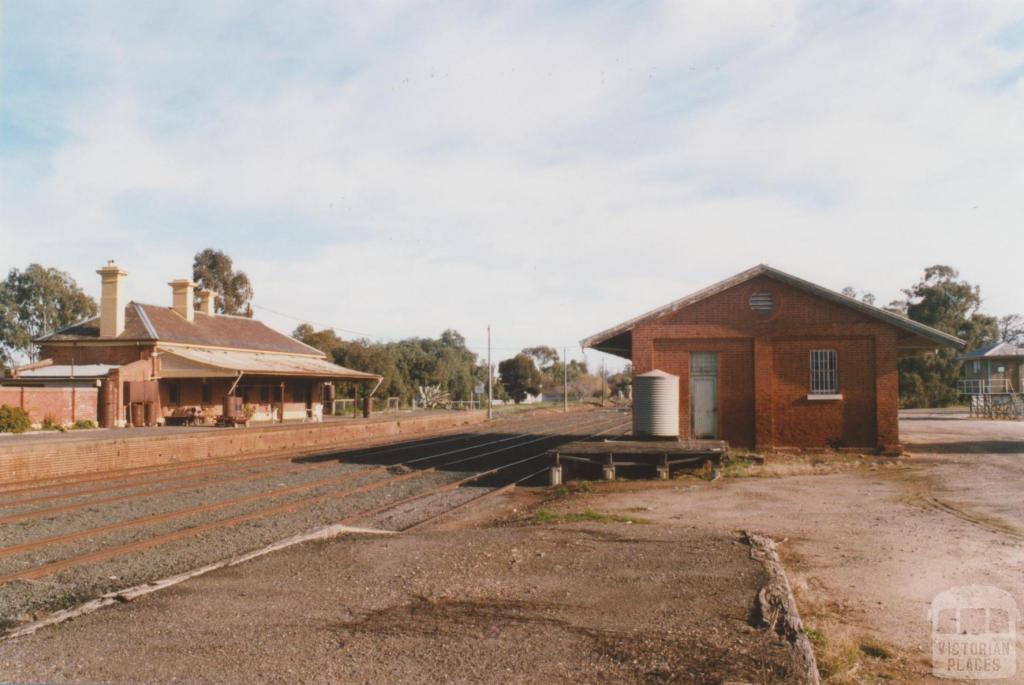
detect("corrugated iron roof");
top-left (15, 364), bottom-right (118, 379)
top-left (961, 342), bottom-right (1024, 359)
top-left (160, 347), bottom-right (382, 380)
top-left (581, 264), bottom-right (966, 357)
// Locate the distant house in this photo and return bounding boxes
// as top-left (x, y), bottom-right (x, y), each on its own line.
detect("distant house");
top-left (959, 342), bottom-right (1024, 395)
top-left (3, 262), bottom-right (381, 427)
top-left (582, 265), bottom-right (964, 452)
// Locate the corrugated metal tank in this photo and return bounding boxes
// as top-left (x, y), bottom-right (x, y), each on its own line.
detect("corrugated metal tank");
top-left (633, 369), bottom-right (680, 438)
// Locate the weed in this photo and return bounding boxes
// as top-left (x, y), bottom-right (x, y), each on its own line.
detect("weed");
top-left (531, 508), bottom-right (648, 525)
top-left (548, 481), bottom-right (593, 499)
top-left (859, 637), bottom-right (893, 660)
top-left (72, 419), bottom-right (97, 430)
top-left (720, 458), bottom-right (756, 478)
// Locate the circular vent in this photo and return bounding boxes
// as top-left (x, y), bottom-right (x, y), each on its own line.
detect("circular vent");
top-left (749, 292), bottom-right (774, 313)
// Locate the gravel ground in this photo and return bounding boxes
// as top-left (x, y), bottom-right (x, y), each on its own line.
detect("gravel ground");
top-left (0, 469), bottom-right (462, 625)
top-left (0, 409), bottom-right (624, 630)
top-left (0, 523), bottom-right (802, 685)
top-left (364, 485), bottom-right (489, 530)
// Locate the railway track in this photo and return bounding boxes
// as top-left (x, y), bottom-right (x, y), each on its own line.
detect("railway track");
top-left (0, 408), bottom-right (574, 501)
top-left (0, 410), bottom-right (628, 598)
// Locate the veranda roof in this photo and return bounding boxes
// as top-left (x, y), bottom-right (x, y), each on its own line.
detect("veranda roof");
top-left (158, 346), bottom-right (382, 381)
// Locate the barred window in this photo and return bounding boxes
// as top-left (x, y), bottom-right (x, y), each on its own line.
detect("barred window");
top-left (809, 350), bottom-right (838, 394)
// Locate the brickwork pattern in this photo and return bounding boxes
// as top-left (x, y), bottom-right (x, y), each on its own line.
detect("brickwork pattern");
top-left (0, 412), bottom-right (487, 486)
top-left (631, 275), bottom-right (901, 450)
top-left (0, 387), bottom-right (99, 426)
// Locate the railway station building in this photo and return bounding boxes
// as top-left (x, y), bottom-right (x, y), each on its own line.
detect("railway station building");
top-left (2, 262), bottom-right (381, 428)
top-left (582, 265), bottom-right (964, 452)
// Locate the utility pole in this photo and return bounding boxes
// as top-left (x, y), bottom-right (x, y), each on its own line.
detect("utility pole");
top-left (601, 359), bottom-right (607, 406)
top-left (487, 324), bottom-right (493, 420)
top-left (563, 347), bottom-right (568, 413)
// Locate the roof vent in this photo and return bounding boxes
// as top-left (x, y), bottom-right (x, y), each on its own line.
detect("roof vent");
top-left (749, 292), bottom-right (774, 313)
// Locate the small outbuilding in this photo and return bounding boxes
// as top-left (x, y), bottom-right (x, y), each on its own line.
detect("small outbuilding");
top-left (959, 342), bottom-right (1024, 395)
top-left (582, 264), bottom-right (964, 452)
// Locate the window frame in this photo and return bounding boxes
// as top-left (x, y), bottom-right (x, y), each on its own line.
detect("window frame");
top-left (808, 349), bottom-right (840, 398)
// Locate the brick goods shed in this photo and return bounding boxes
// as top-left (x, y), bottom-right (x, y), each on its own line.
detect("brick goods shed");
top-left (582, 265), bottom-right (964, 452)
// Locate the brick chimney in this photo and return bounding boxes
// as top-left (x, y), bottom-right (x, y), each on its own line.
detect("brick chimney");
top-left (198, 289), bottom-right (215, 316)
top-left (96, 261), bottom-right (127, 337)
top-left (168, 279), bottom-right (197, 322)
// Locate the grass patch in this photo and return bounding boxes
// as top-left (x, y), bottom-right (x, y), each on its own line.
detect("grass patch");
top-left (531, 508), bottom-right (648, 525)
top-left (859, 636), bottom-right (893, 660)
top-left (806, 626), bottom-right (895, 682)
top-left (720, 457), bottom-right (757, 478)
top-left (807, 626), bottom-right (859, 682)
top-left (548, 481), bottom-right (594, 499)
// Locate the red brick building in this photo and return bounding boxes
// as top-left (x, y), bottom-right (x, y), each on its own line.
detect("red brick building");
top-left (582, 265), bottom-right (964, 452)
top-left (3, 262), bottom-right (380, 428)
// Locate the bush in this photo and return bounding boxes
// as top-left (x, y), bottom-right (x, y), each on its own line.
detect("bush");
top-left (41, 413), bottom-right (60, 430)
top-left (73, 419), bottom-right (97, 430)
top-left (0, 405), bottom-right (32, 434)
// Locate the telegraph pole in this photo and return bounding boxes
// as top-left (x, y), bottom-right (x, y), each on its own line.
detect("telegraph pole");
top-left (563, 347), bottom-right (568, 413)
top-left (487, 324), bottom-right (493, 420)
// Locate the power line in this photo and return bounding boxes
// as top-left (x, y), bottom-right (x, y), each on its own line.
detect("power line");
top-left (251, 302), bottom-right (587, 353)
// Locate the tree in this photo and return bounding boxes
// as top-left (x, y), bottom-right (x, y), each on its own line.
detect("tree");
top-left (192, 249), bottom-right (254, 316)
top-left (0, 265), bottom-right (97, 366)
top-left (896, 266), bottom-right (998, 407)
top-left (498, 353), bottom-right (543, 403)
top-left (841, 286), bottom-right (876, 306)
top-left (522, 346), bottom-right (559, 370)
top-left (998, 314), bottom-right (1024, 346)
top-left (290, 326), bottom-right (481, 405)
top-left (293, 323), bottom-right (344, 356)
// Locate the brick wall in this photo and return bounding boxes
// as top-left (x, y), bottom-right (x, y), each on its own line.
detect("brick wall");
top-left (0, 386), bottom-right (99, 426)
top-left (631, 275), bottom-right (901, 450)
top-left (0, 411), bottom-right (487, 485)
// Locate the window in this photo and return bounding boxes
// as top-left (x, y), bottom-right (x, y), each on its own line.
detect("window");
top-left (809, 350), bottom-right (838, 394)
top-left (201, 383), bottom-right (211, 405)
top-left (168, 383), bottom-right (181, 406)
top-left (972, 360), bottom-right (981, 373)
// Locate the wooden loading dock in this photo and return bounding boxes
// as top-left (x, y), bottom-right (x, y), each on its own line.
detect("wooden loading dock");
top-left (549, 438), bottom-right (728, 484)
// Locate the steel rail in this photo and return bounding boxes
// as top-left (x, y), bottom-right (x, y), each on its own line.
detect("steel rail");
top-left (0, 413), bottom-right (625, 584)
top-left (0, 407), bottom-right (591, 501)
top-left (0, 412), bottom-right (619, 559)
top-left (0, 417), bottom-right (579, 524)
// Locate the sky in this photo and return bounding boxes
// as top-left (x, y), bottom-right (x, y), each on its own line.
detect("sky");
top-left (1, 1), bottom-right (1023, 371)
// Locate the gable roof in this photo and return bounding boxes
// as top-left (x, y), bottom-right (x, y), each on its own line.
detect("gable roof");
top-left (38, 302), bottom-right (324, 357)
top-left (581, 264), bottom-right (966, 357)
top-left (961, 341), bottom-right (1024, 359)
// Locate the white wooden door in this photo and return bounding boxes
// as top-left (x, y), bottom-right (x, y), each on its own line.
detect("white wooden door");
top-left (690, 352), bottom-right (718, 439)
top-left (691, 376), bottom-right (718, 438)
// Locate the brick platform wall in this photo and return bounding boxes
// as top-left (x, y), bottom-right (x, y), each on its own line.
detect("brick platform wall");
top-left (0, 411), bottom-right (487, 486)
top-left (0, 387), bottom-right (99, 427)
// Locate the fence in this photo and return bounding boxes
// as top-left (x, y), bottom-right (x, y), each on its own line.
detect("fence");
top-left (958, 379), bottom-right (1014, 395)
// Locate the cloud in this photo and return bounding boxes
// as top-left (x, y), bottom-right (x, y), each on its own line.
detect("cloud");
top-left (1, 1), bottom-right (1022, 369)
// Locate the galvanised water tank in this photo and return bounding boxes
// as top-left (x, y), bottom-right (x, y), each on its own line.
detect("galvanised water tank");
top-left (633, 369), bottom-right (680, 438)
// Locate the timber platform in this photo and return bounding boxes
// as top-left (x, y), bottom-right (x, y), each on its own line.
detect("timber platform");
top-left (548, 438), bottom-right (728, 483)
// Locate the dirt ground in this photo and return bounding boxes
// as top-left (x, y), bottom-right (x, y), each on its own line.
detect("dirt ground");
top-left (522, 410), bottom-right (1024, 684)
top-left (0, 521), bottom-right (805, 684)
top-left (1, 410), bottom-right (1019, 684)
